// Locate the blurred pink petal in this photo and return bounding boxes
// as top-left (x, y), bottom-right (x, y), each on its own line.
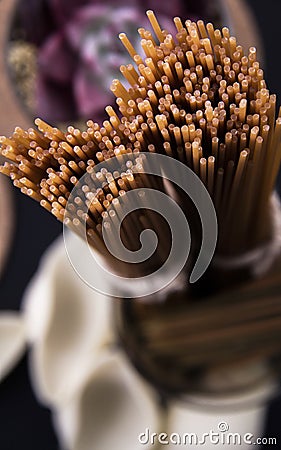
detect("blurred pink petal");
top-left (73, 68), bottom-right (112, 119)
top-left (65, 4), bottom-right (141, 50)
top-left (65, 8), bottom-right (102, 51)
top-left (38, 33), bottom-right (76, 83)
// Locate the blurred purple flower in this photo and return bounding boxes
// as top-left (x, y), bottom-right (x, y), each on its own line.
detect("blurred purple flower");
top-left (18, 0), bottom-right (212, 123)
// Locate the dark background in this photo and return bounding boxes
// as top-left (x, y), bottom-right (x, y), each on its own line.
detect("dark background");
top-left (1, 0), bottom-right (281, 448)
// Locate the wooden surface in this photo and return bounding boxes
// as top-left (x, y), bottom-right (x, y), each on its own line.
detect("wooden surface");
top-left (0, 0), bottom-right (30, 137)
top-left (0, 0), bottom-right (21, 275)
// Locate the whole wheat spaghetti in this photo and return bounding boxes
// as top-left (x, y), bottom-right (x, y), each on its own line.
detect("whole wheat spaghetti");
top-left (0, 11), bottom-right (280, 261)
